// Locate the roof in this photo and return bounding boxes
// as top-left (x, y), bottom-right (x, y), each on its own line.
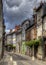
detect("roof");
top-left (34, 2), bottom-right (46, 18)
top-left (34, 2), bottom-right (46, 12)
top-left (42, 3), bottom-right (46, 18)
top-left (25, 22), bottom-right (35, 31)
top-left (42, 14), bottom-right (46, 18)
top-left (16, 28), bottom-right (22, 35)
top-left (6, 25), bottom-right (21, 36)
top-left (21, 19), bottom-right (30, 25)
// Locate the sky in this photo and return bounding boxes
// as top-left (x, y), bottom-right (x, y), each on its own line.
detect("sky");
top-left (3, 0), bottom-right (46, 32)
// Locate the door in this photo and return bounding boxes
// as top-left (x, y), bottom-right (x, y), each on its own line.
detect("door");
top-left (44, 41), bottom-right (46, 57)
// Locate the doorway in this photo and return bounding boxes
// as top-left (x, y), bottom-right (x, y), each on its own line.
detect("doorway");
top-left (44, 43), bottom-right (46, 57)
top-left (44, 38), bottom-right (46, 59)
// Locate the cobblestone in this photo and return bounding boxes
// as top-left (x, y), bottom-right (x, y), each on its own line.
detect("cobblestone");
top-left (0, 52), bottom-right (46, 65)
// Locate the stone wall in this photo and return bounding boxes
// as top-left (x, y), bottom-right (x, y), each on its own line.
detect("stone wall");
top-left (0, 0), bottom-right (3, 60)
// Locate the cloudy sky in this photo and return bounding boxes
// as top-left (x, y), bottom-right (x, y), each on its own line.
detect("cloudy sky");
top-left (3, 0), bottom-right (45, 32)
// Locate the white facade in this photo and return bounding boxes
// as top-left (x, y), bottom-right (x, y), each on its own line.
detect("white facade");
top-left (22, 20), bottom-right (30, 41)
top-left (13, 33), bottom-right (16, 46)
top-left (16, 30), bottom-right (22, 53)
top-left (7, 35), bottom-right (12, 44)
top-left (22, 25), bottom-right (25, 41)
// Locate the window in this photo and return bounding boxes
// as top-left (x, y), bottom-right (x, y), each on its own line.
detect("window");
top-left (26, 24), bottom-right (29, 28)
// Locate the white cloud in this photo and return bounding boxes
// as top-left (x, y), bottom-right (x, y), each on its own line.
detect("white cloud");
top-left (3, 0), bottom-right (45, 30)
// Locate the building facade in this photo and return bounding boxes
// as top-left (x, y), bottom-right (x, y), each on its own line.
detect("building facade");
top-left (0, 0), bottom-right (5, 59)
top-left (21, 19), bottom-right (30, 54)
top-left (6, 31), bottom-right (13, 51)
top-left (26, 16), bottom-right (37, 41)
top-left (6, 29), bottom-right (17, 51)
top-left (25, 16), bottom-right (37, 56)
top-left (21, 19), bottom-right (30, 41)
top-left (34, 2), bottom-right (46, 60)
top-left (42, 3), bottom-right (46, 59)
top-left (12, 32), bottom-right (16, 47)
top-left (16, 27), bottom-right (22, 53)
top-left (6, 34), bottom-right (13, 45)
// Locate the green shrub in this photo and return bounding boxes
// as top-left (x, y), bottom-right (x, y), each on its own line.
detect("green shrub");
top-left (5, 44), bottom-right (12, 47)
top-left (25, 39), bottom-right (42, 48)
top-left (12, 46), bottom-right (16, 49)
top-left (25, 41), bottom-right (33, 47)
top-left (5, 44), bottom-right (16, 49)
top-left (34, 39), bottom-right (40, 45)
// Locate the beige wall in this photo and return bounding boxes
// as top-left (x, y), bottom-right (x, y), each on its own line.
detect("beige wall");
top-left (37, 8), bottom-right (43, 38)
top-left (43, 17), bottom-right (46, 30)
top-left (37, 24), bottom-right (42, 38)
top-left (31, 29), bottom-right (35, 40)
top-left (7, 35), bottom-right (12, 44)
top-left (16, 33), bottom-right (22, 53)
top-left (37, 8), bottom-right (46, 38)
top-left (43, 16), bottom-right (46, 37)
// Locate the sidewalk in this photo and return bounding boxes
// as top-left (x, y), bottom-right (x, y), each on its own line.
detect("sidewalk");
top-left (0, 52), bottom-right (46, 65)
top-left (14, 52), bottom-right (46, 65)
top-left (0, 53), bottom-right (13, 65)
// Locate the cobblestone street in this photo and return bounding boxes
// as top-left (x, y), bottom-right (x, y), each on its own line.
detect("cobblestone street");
top-left (0, 0), bottom-right (46, 65)
top-left (0, 52), bottom-right (46, 65)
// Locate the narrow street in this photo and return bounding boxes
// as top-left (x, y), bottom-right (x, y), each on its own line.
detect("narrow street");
top-left (0, 52), bottom-right (46, 65)
top-left (0, 0), bottom-right (46, 65)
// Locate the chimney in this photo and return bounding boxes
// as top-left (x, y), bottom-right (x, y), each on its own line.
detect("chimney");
top-left (15, 25), bottom-right (21, 30)
top-left (40, 1), bottom-right (43, 5)
top-left (33, 7), bottom-right (36, 11)
top-left (10, 29), bottom-right (12, 33)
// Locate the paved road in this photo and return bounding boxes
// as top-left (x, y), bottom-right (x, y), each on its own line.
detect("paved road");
top-left (0, 52), bottom-right (46, 65)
